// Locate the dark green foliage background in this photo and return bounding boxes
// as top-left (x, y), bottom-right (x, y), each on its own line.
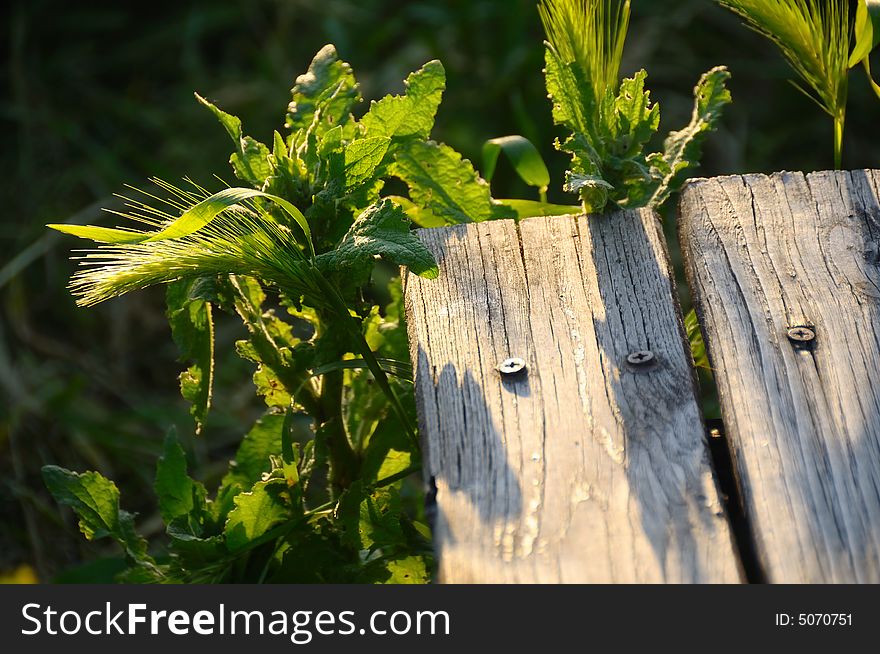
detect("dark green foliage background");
top-left (2, 0), bottom-right (877, 581)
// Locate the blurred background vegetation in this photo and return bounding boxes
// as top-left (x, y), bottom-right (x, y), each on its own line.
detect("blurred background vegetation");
top-left (1, 0), bottom-right (877, 582)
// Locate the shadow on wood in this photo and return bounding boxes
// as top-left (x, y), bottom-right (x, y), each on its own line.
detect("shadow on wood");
top-left (406, 210), bottom-right (742, 583)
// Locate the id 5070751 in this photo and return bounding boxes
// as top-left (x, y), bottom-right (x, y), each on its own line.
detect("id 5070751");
top-left (775, 614), bottom-right (853, 627)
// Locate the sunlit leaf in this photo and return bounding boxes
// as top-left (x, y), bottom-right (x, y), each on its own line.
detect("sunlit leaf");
top-left (482, 135), bottom-right (550, 191)
top-left (393, 140), bottom-right (515, 224)
top-left (224, 479), bottom-right (289, 551)
top-left (42, 466), bottom-right (150, 562)
top-left (361, 60), bottom-right (446, 142)
top-left (155, 429), bottom-right (208, 523)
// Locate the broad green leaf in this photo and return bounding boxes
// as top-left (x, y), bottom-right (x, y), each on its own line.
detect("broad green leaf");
top-left (545, 46), bottom-right (615, 210)
top-left (234, 337), bottom-right (296, 410)
top-left (42, 466), bottom-right (150, 561)
top-left (646, 66), bottom-right (731, 208)
top-left (384, 556), bottom-right (429, 584)
top-left (392, 140), bottom-right (514, 224)
top-left (50, 187), bottom-right (314, 258)
top-left (544, 47), bottom-right (596, 139)
top-left (494, 198), bottom-right (581, 219)
top-left (195, 93), bottom-right (272, 186)
top-left (361, 60), bottom-right (446, 141)
top-left (482, 136), bottom-right (551, 191)
top-left (167, 279), bottom-right (214, 435)
top-left (155, 430), bottom-right (208, 523)
top-left (251, 362), bottom-right (295, 408)
top-left (343, 136), bottom-right (391, 191)
top-left (317, 198), bottom-right (439, 280)
top-left (224, 479), bottom-right (289, 551)
top-left (285, 44), bottom-right (360, 137)
top-left (222, 413), bottom-right (286, 491)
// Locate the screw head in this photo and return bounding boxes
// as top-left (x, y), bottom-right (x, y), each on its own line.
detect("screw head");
top-left (626, 350), bottom-right (655, 366)
top-left (498, 357), bottom-right (527, 376)
top-left (786, 326), bottom-right (816, 343)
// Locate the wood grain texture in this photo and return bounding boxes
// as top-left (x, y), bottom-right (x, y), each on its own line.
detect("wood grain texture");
top-left (405, 210), bottom-right (742, 583)
top-left (679, 170), bottom-right (880, 583)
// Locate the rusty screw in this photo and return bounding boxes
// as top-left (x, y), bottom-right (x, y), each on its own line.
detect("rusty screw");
top-left (786, 326), bottom-right (816, 344)
top-left (498, 357), bottom-right (527, 376)
top-left (626, 350), bottom-right (655, 366)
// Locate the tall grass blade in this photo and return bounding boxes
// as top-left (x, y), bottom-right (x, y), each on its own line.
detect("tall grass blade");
top-left (539, 0), bottom-right (631, 102)
top-left (716, 0), bottom-right (850, 166)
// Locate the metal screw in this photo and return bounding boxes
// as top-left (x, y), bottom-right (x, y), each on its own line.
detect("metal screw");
top-left (626, 350), bottom-right (655, 366)
top-left (498, 357), bottom-right (527, 376)
top-left (786, 326), bottom-right (816, 343)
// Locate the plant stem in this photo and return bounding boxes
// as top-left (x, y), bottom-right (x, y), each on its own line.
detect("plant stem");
top-left (312, 272), bottom-right (420, 452)
top-left (319, 366), bottom-right (360, 495)
top-left (347, 325), bottom-right (420, 452)
top-left (833, 113), bottom-right (844, 170)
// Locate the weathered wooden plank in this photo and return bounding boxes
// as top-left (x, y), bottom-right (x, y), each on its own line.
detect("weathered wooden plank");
top-left (405, 210), bottom-right (742, 583)
top-left (679, 170), bottom-right (880, 583)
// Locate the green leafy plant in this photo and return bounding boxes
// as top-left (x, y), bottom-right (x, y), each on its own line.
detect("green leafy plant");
top-left (717, 0), bottom-right (880, 169)
top-left (538, 0), bottom-right (732, 213)
top-left (42, 4), bottom-right (733, 583)
top-left (43, 45), bottom-right (512, 583)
